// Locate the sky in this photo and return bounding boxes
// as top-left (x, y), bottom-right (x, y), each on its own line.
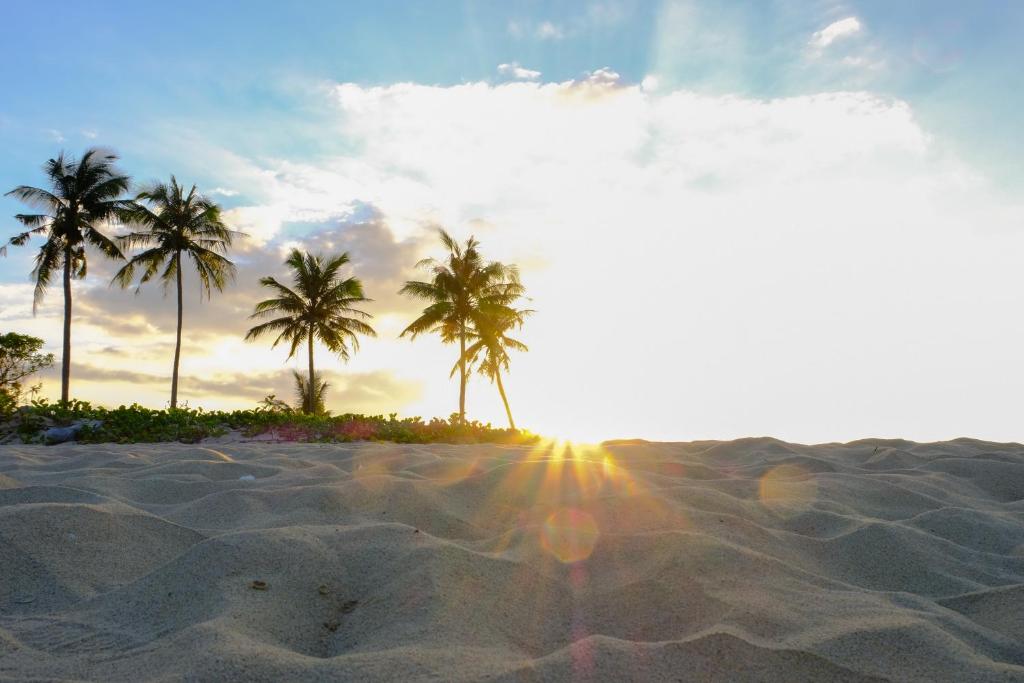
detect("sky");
top-left (1, 0), bottom-right (1023, 443)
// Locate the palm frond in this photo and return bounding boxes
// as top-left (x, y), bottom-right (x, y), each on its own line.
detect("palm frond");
top-left (4, 185), bottom-right (63, 210)
top-left (30, 239), bottom-right (63, 313)
top-left (247, 248), bottom-right (374, 364)
top-left (244, 316), bottom-right (301, 342)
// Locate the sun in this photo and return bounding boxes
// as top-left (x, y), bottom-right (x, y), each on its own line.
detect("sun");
top-left (536, 424), bottom-right (610, 447)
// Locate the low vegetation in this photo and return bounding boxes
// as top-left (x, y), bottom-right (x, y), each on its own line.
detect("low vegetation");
top-left (1, 399), bottom-right (538, 446)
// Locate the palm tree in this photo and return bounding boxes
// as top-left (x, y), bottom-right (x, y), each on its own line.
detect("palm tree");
top-left (456, 306), bottom-right (531, 430)
top-left (2, 149), bottom-right (130, 404)
top-left (112, 177), bottom-right (241, 409)
top-left (245, 249), bottom-right (376, 414)
top-left (400, 229), bottom-right (523, 423)
top-left (292, 370), bottom-right (328, 415)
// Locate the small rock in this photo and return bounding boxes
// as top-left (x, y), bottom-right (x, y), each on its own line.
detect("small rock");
top-left (43, 419), bottom-right (102, 444)
top-left (250, 580), bottom-right (268, 591)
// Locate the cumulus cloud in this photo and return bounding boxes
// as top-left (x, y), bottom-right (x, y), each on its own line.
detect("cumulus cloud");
top-left (208, 187), bottom-right (239, 197)
top-left (811, 17), bottom-right (862, 48)
top-left (585, 67), bottom-right (622, 85)
top-left (8, 74), bottom-right (1024, 441)
top-left (497, 62), bottom-right (541, 80)
top-left (302, 78), bottom-right (1022, 440)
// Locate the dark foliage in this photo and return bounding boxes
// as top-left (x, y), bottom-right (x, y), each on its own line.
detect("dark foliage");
top-left (2, 399), bottom-right (538, 446)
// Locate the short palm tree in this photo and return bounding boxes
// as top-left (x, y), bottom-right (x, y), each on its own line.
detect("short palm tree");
top-left (400, 229), bottom-right (522, 423)
top-left (2, 149), bottom-right (130, 404)
top-left (456, 306), bottom-right (531, 430)
top-left (245, 249), bottom-right (376, 414)
top-left (112, 177), bottom-right (241, 408)
top-left (292, 369), bottom-right (328, 415)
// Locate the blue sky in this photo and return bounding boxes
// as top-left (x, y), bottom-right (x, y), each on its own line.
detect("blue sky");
top-left (1, 0), bottom-right (1021, 214)
top-left (1, 1), bottom-right (1024, 441)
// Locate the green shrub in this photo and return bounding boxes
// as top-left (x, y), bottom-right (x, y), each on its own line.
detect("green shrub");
top-left (0, 388), bottom-right (17, 419)
top-left (0, 332), bottom-right (54, 416)
top-left (2, 399), bottom-right (538, 446)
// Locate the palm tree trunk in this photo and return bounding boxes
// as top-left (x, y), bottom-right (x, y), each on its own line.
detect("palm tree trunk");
top-left (307, 325), bottom-right (315, 415)
top-left (60, 245), bottom-right (72, 405)
top-left (170, 250), bottom-right (183, 409)
top-left (458, 327), bottom-right (466, 424)
top-left (494, 369), bottom-right (515, 431)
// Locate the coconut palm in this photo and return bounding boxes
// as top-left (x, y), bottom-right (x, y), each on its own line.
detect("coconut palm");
top-left (399, 229), bottom-right (523, 423)
top-left (455, 306), bottom-right (531, 430)
top-left (2, 149), bottom-right (131, 403)
top-left (292, 370), bottom-right (328, 415)
top-left (245, 249), bottom-right (376, 414)
top-left (112, 177), bottom-right (241, 408)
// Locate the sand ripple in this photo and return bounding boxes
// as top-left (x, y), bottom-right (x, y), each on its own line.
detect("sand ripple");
top-left (1, 438), bottom-right (1023, 681)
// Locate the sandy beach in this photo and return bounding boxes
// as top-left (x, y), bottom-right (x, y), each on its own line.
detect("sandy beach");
top-left (1, 438), bottom-right (1023, 681)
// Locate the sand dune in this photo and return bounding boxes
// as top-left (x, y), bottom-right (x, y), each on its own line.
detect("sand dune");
top-left (1, 438), bottom-right (1023, 681)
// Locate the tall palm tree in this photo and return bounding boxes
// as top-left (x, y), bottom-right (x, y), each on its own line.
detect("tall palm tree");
top-left (400, 229), bottom-right (522, 423)
top-left (112, 177), bottom-right (241, 408)
top-left (455, 306), bottom-right (531, 430)
top-left (2, 149), bottom-right (130, 404)
top-left (245, 249), bottom-right (376, 414)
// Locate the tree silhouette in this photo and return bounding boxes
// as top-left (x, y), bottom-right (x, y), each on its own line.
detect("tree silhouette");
top-left (3, 149), bottom-right (130, 403)
top-left (112, 177), bottom-right (241, 408)
top-left (400, 229), bottom-right (523, 423)
top-left (246, 249), bottom-right (376, 414)
top-left (456, 305), bottom-right (531, 430)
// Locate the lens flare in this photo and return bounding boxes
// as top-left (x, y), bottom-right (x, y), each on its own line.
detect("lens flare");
top-left (419, 457), bottom-right (481, 486)
top-left (758, 464), bottom-right (817, 515)
top-left (541, 507), bottom-right (600, 563)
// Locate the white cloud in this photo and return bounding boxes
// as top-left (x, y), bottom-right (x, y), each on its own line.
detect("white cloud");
top-left (497, 62), bottom-right (542, 80)
top-left (640, 75), bottom-right (660, 91)
top-left (208, 186), bottom-right (239, 197)
top-left (535, 21), bottom-right (564, 40)
top-left (309, 79), bottom-right (1022, 442)
top-left (811, 17), bottom-right (862, 48)
top-left (20, 75), bottom-right (1024, 442)
top-left (81, 129), bottom-right (98, 139)
top-left (222, 204), bottom-right (290, 245)
top-left (585, 67), bottom-right (622, 85)
top-left (46, 129), bottom-right (64, 143)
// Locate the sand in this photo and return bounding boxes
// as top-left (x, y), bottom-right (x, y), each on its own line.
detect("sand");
top-left (1, 437), bottom-right (1022, 682)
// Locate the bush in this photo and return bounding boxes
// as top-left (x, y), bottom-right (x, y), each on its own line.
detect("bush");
top-left (0, 332), bottom-right (54, 415)
top-left (0, 388), bottom-right (17, 419)
top-left (1, 399), bottom-right (538, 446)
